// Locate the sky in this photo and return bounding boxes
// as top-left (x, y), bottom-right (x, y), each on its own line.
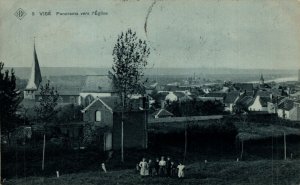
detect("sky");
top-left (0, 0), bottom-right (300, 70)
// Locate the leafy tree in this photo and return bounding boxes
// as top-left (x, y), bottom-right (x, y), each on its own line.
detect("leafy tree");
top-left (111, 29), bottom-right (150, 162)
top-left (34, 80), bottom-right (59, 171)
top-left (112, 29), bottom-right (150, 108)
top-left (0, 62), bottom-right (21, 139)
top-left (34, 80), bottom-right (59, 123)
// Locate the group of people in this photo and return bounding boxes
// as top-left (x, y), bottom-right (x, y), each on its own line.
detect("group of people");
top-left (137, 156), bottom-right (185, 178)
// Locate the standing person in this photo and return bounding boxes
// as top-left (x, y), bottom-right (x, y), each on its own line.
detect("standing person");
top-left (159, 156), bottom-right (166, 176)
top-left (177, 162), bottom-right (185, 179)
top-left (166, 157), bottom-right (171, 177)
top-left (170, 161), bottom-right (177, 177)
top-left (155, 158), bottom-right (160, 176)
top-left (139, 158), bottom-right (149, 177)
top-left (148, 159), bottom-right (155, 176)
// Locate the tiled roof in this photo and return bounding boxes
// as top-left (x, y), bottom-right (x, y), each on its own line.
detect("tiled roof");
top-left (81, 75), bottom-right (115, 93)
top-left (205, 92), bottom-right (226, 98)
top-left (259, 96), bottom-right (271, 107)
top-left (224, 92), bottom-right (239, 104)
top-left (278, 99), bottom-right (296, 111)
top-left (233, 83), bottom-right (253, 92)
top-left (173, 92), bottom-right (186, 99)
top-left (256, 90), bottom-right (272, 97)
top-left (81, 96), bottom-right (120, 113)
top-left (236, 96), bottom-right (254, 107)
top-left (152, 108), bottom-right (174, 118)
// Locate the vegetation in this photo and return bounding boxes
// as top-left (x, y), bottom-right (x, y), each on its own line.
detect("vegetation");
top-left (5, 159), bottom-right (300, 185)
top-left (111, 29), bottom-right (150, 162)
top-left (111, 29), bottom-right (150, 107)
top-left (164, 100), bottom-right (224, 117)
top-left (0, 62), bottom-right (21, 142)
top-left (34, 80), bottom-right (59, 123)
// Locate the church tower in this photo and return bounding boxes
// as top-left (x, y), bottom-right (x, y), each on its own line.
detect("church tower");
top-left (259, 73), bottom-right (264, 86)
top-left (24, 40), bottom-right (42, 99)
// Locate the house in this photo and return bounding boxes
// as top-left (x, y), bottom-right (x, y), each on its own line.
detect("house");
top-left (81, 96), bottom-right (147, 151)
top-left (277, 99), bottom-right (300, 120)
top-left (267, 96), bottom-right (286, 114)
top-left (235, 96), bottom-right (254, 113)
top-left (224, 92), bottom-right (240, 113)
top-left (233, 83), bottom-right (254, 96)
top-left (152, 108), bottom-right (174, 118)
top-left (248, 95), bottom-right (271, 112)
top-left (200, 92), bottom-right (226, 102)
top-left (79, 75), bottom-right (117, 106)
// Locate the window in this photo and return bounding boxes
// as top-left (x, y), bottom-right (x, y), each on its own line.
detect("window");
top-left (95, 111), bottom-right (101, 122)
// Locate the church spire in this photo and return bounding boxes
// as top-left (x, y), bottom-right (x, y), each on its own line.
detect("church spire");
top-left (25, 39), bottom-right (42, 90)
top-left (259, 73), bottom-right (264, 85)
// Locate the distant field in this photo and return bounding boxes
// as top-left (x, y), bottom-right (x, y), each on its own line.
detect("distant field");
top-left (5, 160), bottom-right (300, 185)
top-left (7, 67), bottom-right (296, 83)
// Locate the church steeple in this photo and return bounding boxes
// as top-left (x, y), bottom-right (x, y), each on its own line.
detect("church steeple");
top-left (24, 39), bottom-right (42, 99)
top-left (259, 73), bottom-right (264, 85)
top-left (25, 39), bottom-right (42, 90)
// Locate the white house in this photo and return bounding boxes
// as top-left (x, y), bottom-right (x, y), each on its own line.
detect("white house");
top-left (248, 95), bottom-right (270, 112)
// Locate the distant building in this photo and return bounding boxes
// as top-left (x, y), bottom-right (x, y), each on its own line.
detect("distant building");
top-left (248, 95), bottom-right (270, 112)
top-left (277, 99), bottom-right (300, 120)
top-left (224, 92), bottom-right (240, 113)
top-left (259, 74), bottom-right (264, 86)
top-left (79, 75), bottom-right (117, 106)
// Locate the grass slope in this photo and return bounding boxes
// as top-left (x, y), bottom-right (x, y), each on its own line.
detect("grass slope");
top-left (5, 160), bottom-right (300, 185)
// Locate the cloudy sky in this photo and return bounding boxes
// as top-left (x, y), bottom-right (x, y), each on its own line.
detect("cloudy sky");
top-left (0, 0), bottom-right (300, 69)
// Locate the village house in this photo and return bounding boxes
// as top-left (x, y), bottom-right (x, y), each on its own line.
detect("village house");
top-left (277, 99), bottom-right (300, 121)
top-left (248, 95), bottom-right (270, 112)
top-left (198, 92), bottom-right (226, 102)
top-left (267, 96), bottom-right (286, 114)
top-left (233, 83), bottom-right (255, 96)
top-left (224, 92), bottom-right (240, 113)
top-left (81, 96), bottom-right (148, 151)
top-left (79, 75), bottom-right (117, 106)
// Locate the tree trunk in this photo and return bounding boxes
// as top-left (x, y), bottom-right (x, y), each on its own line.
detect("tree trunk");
top-left (121, 92), bottom-right (125, 163)
top-left (42, 133), bottom-right (46, 171)
top-left (184, 122), bottom-right (187, 163)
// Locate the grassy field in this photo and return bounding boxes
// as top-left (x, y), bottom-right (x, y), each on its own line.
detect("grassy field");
top-left (4, 159), bottom-right (300, 185)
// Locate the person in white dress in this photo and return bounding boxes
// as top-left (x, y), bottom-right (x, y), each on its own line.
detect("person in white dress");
top-left (158, 156), bottom-right (166, 176)
top-left (139, 158), bottom-right (149, 177)
top-left (177, 162), bottom-right (185, 178)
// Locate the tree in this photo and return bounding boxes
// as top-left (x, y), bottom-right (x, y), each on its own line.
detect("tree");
top-left (111, 29), bottom-right (150, 162)
top-left (34, 80), bottom-right (59, 171)
top-left (0, 62), bottom-right (21, 142)
top-left (34, 80), bottom-right (59, 123)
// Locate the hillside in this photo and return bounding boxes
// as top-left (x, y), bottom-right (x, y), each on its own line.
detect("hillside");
top-left (5, 160), bottom-right (300, 185)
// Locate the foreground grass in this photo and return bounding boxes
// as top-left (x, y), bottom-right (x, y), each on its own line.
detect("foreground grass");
top-left (5, 160), bottom-right (300, 185)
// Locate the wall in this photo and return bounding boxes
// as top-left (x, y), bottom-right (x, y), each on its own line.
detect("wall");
top-left (83, 100), bottom-right (113, 128)
top-left (112, 111), bottom-right (147, 150)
